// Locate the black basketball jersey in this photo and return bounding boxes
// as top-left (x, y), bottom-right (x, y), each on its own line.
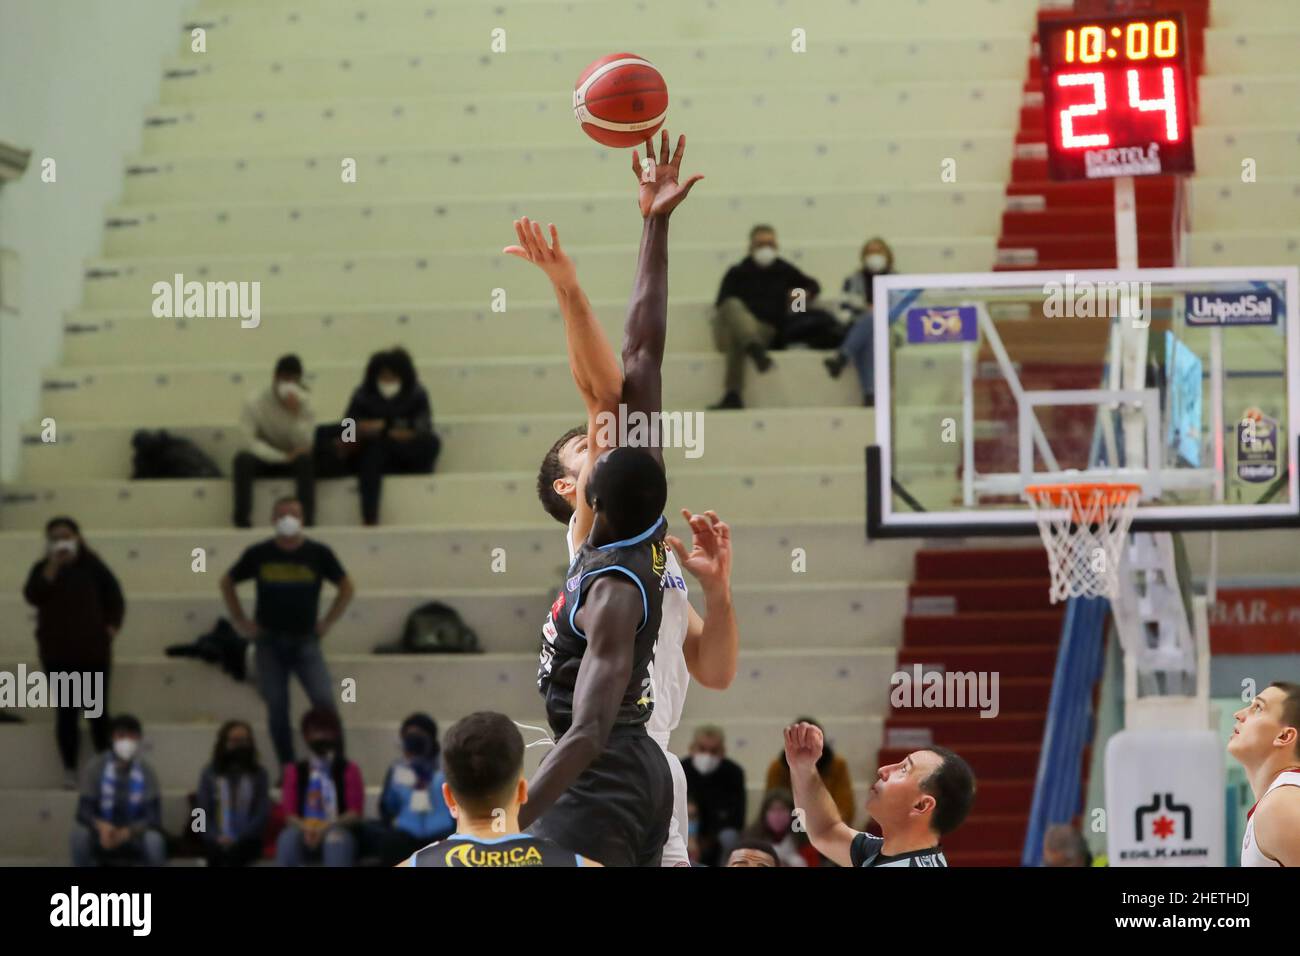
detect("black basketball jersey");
top-left (850, 832), bottom-right (948, 867)
top-left (537, 515), bottom-right (668, 736)
top-left (410, 833), bottom-right (581, 867)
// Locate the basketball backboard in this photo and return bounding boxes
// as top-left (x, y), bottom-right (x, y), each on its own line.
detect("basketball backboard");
top-left (867, 266), bottom-right (1300, 537)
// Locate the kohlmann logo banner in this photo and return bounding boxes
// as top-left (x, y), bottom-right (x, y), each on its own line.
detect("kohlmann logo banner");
top-left (1184, 290), bottom-right (1280, 327)
top-left (905, 306), bottom-right (978, 345)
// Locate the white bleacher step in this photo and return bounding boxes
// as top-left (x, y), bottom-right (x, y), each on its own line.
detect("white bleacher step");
top-left (20, 407), bottom-right (873, 481)
top-left (0, 465), bottom-right (867, 531)
top-left (1200, 75), bottom-right (1300, 126)
top-left (0, 579), bottom-right (906, 658)
top-left (0, 648), bottom-right (898, 724)
top-left (0, 519), bottom-right (920, 592)
top-left (123, 132), bottom-right (1016, 204)
top-left (79, 239), bottom-right (996, 311)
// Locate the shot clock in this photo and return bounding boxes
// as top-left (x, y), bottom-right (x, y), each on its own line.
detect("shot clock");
top-left (1039, 12), bottom-right (1195, 181)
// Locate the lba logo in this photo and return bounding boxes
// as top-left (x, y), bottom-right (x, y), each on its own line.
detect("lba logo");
top-left (905, 306), bottom-right (978, 345)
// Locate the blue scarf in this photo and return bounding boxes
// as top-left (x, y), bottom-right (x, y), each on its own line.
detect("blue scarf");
top-left (99, 757), bottom-right (146, 823)
top-left (302, 757), bottom-right (338, 822)
top-left (216, 773), bottom-right (254, 839)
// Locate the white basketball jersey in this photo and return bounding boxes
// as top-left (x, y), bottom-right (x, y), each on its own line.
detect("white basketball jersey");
top-left (1240, 769), bottom-right (1300, 867)
top-left (567, 513), bottom-right (690, 748)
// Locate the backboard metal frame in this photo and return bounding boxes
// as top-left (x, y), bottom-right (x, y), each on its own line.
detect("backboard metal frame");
top-left (867, 265), bottom-right (1300, 539)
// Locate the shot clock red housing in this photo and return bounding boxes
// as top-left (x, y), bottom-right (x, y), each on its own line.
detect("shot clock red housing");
top-left (1039, 12), bottom-right (1195, 181)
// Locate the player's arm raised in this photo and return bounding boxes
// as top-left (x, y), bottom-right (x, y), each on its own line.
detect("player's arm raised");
top-left (785, 721), bottom-right (858, 866)
top-left (1254, 788), bottom-right (1300, 866)
top-left (621, 130), bottom-right (703, 471)
top-left (504, 217), bottom-right (622, 542)
top-left (519, 576), bottom-right (643, 828)
top-left (672, 509), bottom-right (738, 690)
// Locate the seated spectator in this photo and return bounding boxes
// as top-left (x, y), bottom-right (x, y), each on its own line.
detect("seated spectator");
top-left (765, 716), bottom-right (856, 827)
top-left (233, 354), bottom-right (316, 528)
top-left (743, 789), bottom-right (814, 867)
top-left (196, 720), bottom-right (271, 866)
top-left (316, 346), bottom-right (440, 525)
top-left (219, 496), bottom-right (353, 769)
top-left (710, 224), bottom-right (824, 410)
top-left (726, 837), bottom-right (781, 867)
top-left (23, 516), bottom-right (123, 788)
top-left (824, 237), bottom-right (895, 406)
top-left (680, 724), bottom-right (746, 867)
top-left (70, 714), bottom-right (165, 866)
top-left (367, 713), bottom-right (455, 866)
top-left (1042, 823), bottom-right (1092, 867)
top-left (398, 711), bottom-right (599, 867)
top-left (276, 708), bottom-right (364, 867)
top-left (685, 798), bottom-right (702, 866)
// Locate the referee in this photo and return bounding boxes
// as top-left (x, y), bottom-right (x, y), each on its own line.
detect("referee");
top-left (784, 721), bottom-right (975, 867)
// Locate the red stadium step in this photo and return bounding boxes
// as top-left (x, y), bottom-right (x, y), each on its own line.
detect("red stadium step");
top-left (941, 814), bottom-right (1029, 853)
top-left (892, 677), bottom-right (1053, 716)
top-left (1001, 205), bottom-right (1172, 236)
top-left (970, 779), bottom-right (1036, 814)
top-left (885, 712), bottom-right (1045, 745)
top-left (878, 743), bottom-right (1042, 780)
top-left (914, 549), bottom-right (1048, 583)
top-left (998, 232), bottom-right (1175, 263)
top-left (909, 578), bottom-right (1056, 613)
top-left (903, 611), bottom-right (1063, 647)
top-left (946, 849), bottom-right (1022, 867)
top-left (897, 645), bottom-right (1058, 678)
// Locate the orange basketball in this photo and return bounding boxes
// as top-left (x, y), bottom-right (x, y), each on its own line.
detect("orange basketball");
top-left (573, 53), bottom-right (668, 148)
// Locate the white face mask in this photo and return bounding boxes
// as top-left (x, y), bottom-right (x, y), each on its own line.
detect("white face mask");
top-left (113, 738), bottom-right (139, 762)
top-left (49, 539), bottom-right (78, 557)
top-left (378, 380), bottom-right (402, 400)
top-left (276, 380), bottom-right (303, 401)
top-left (751, 246), bottom-right (778, 268)
top-left (274, 514), bottom-right (303, 538)
top-left (864, 253), bottom-right (889, 273)
top-left (691, 753), bottom-right (721, 775)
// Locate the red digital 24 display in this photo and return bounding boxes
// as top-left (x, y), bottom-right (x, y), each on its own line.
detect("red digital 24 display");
top-left (1039, 13), bottom-right (1195, 180)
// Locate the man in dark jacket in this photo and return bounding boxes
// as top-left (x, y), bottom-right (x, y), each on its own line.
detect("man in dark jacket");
top-left (710, 224), bottom-right (822, 409)
top-left (23, 517), bottom-right (124, 785)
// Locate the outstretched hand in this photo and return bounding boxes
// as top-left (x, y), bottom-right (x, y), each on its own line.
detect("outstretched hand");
top-left (784, 721), bottom-right (825, 775)
top-left (632, 130), bottom-right (703, 219)
top-left (665, 508), bottom-right (731, 592)
top-left (503, 216), bottom-right (578, 289)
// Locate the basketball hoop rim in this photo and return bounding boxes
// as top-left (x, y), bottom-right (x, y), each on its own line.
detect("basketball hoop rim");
top-left (1023, 480), bottom-right (1142, 524)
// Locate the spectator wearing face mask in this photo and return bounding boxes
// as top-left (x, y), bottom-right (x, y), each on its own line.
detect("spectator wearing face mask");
top-left (368, 713), bottom-right (456, 866)
top-left (23, 516), bottom-right (124, 788)
top-left (276, 707), bottom-right (364, 866)
top-left (765, 715), bottom-right (856, 827)
top-left (824, 237), bottom-right (895, 406)
top-left (70, 714), bottom-right (165, 866)
top-left (744, 789), bottom-right (814, 867)
top-left (319, 347), bottom-right (440, 525)
top-left (710, 224), bottom-right (822, 410)
top-left (220, 496), bottom-right (354, 768)
top-left (232, 354), bottom-right (316, 528)
top-left (196, 720), bottom-right (271, 866)
top-left (680, 724), bottom-right (746, 867)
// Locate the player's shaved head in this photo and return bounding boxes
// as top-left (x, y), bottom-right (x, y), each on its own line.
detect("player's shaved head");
top-left (586, 445), bottom-right (667, 539)
top-left (441, 711), bottom-right (525, 817)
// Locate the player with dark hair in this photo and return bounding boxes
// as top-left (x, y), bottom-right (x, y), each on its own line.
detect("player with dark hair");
top-left (508, 131), bottom-right (737, 866)
top-left (783, 721), bottom-right (975, 867)
top-left (399, 711), bottom-right (600, 867)
top-left (1228, 681), bottom-right (1300, 867)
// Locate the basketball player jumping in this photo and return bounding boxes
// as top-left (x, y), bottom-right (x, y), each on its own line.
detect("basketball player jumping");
top-left (505, 130), bottom-right (738, 866)
top-left (783, 720), bottom-right (976, 867)
top-left (1227, 681), bottom-right (1300, 866)
top-left (399, 711), bottom-right (601, 867)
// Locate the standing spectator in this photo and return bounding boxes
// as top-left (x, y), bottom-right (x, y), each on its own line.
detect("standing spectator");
top-left (824, 237), bottom-right (895, 406)
top-left (318, 347), bottom-right (440, 525)
top-left (23, 517), bottom-right (124, 787)
top-left (765, 716), bottom-right (856, 827)
top-left (232, 354), bottom-right (316, 528)
top-left (276, 708), bottom-right (364, 866)
top-left (368, 713), bottom-right (455, 866)
top-left (195, 720), bottom-right (271, 866)
top-left (744, 789), bottom-right (814, 867)
top-left (219, 496), bottom-right (353, 768)
top-left (70, 715), bottom-right (165, 866)
top-left (710, 225), bottom-right (822, 410)
top-left (680, 724), bottom-right (747, 867)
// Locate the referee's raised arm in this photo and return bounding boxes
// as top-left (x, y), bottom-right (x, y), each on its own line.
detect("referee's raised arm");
top-left (784, 722), bottom-right (859, 866)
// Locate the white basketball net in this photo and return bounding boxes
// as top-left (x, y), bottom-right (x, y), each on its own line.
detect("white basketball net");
top-left (1024, 483), bottom-right (1141, 603)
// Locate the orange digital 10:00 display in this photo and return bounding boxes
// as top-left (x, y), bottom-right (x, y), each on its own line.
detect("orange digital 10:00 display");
top-left (1038, 12), bottom-right (1195, 181)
